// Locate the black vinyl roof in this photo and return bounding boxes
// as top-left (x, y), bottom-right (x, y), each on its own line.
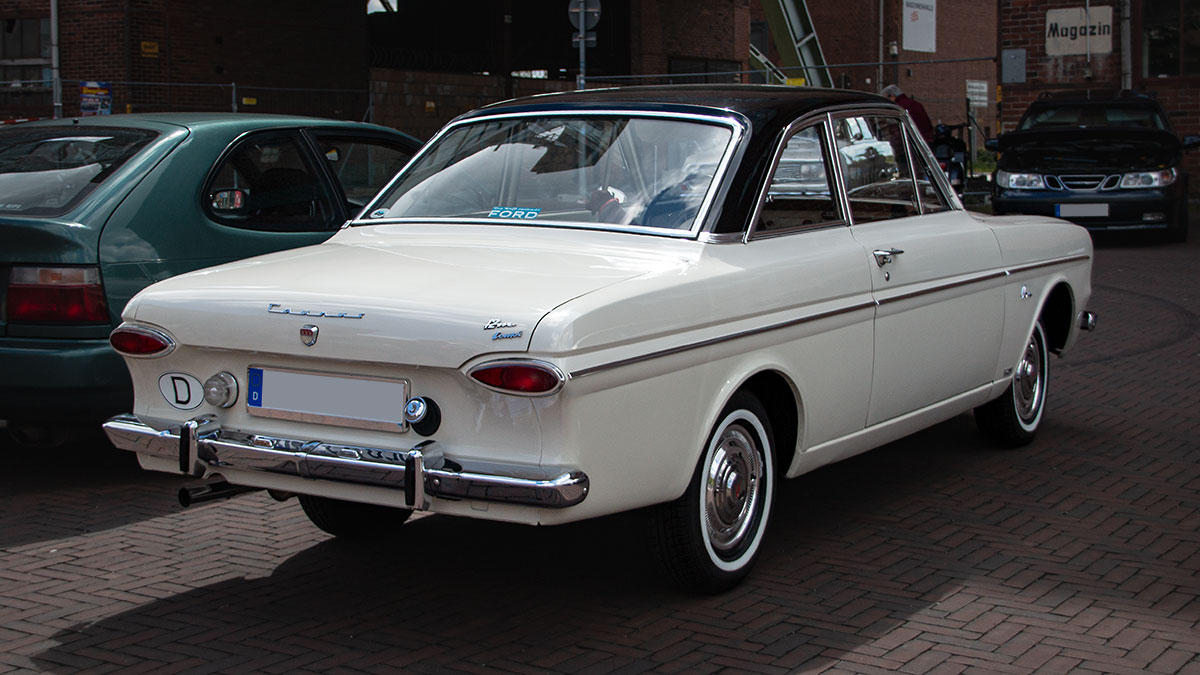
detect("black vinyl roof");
top-left (468, 84), bottom-right (892, 130)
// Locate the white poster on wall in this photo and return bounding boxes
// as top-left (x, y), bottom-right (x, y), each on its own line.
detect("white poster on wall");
top-left (903, 0), bottom-right (937, 53)
top-left (1045, 6), bottom-right (1113, 56)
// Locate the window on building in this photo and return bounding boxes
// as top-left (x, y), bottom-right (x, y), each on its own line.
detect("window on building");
top-left (1, 18), bottom-right (52, 112)
top-left (668, 58), bottom-right (742, 84)
top-left (1142, 0), bottom-right (1200, 78)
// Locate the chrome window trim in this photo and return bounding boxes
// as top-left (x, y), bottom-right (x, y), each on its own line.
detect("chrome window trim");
top-left (356, 109), bottom-right (749, 240)
top-left (745, 112), bottom-right (849, 242)
top-left (569, 253), bottom-right (1092, 379)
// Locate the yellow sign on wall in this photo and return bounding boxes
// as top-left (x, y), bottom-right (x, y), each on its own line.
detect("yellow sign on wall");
top-left (786, 77), bottom-right (807, 87)
top-left (140, 41), bottom-right (159, 58)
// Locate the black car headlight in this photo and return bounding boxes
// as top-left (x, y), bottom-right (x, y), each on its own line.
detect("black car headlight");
top-left (995, 170), bottom-right (1045, 190)
top-left (1119, 168), bottom-right (1176, 189)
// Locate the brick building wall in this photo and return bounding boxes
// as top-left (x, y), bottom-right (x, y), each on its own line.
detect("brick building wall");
top-left (0, 0), bottom-right (368, 120)
top-left (806, 0), bottom-right (998, 135)
top-left (630, 0), bottom-right (751, 81)
top-left (997, 0), bottom-right (1199, 194)
top-left (369, 69), bottom-right (574, 142)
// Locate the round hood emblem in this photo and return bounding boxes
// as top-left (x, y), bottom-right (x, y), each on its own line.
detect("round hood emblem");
top-left (299, 324), bottom-right (319, 346)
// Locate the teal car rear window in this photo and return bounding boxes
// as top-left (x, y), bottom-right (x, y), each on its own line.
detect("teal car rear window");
top-left (0, 127), bottom-right (159, 216)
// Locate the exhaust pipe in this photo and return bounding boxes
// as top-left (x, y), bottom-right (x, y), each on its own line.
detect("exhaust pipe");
top-left (178, 481), bottom-right (260, 507)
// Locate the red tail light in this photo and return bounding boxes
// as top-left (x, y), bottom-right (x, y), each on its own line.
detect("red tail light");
top-left (469, 361), bottom-right (565, 396)
top-left (110, 324), bottom-right (175, 358)
top-left (6, 266), bottom-right (109, 323)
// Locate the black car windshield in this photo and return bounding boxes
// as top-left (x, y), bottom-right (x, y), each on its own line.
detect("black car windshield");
top-left (1018, 103), bottom-right (1168, 131)
top-left (0, 126), bottom-right (158, 216)
top-left (362, 115), bottom-right (735, 234)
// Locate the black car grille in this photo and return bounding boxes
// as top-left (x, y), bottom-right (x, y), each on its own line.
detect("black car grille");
top-left (1052, 174), bottom-right (1121, 191)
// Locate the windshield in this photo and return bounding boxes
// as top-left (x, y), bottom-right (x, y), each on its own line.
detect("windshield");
top-left (363, 115), bottom-right (735, 234)
top-left (1018, 103), bottom-right (1168, 131)
top-left (0, 126), bottom-right (158, 216)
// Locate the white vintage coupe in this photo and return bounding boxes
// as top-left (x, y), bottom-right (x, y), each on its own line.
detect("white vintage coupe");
top-left (104, 85), bottom-right (1096, 592)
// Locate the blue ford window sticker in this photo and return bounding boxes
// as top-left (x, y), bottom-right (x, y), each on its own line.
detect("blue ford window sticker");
top-left (369, 208), bottom-right (389, 218)
top-left (488, 206), bottom-right (541, 220)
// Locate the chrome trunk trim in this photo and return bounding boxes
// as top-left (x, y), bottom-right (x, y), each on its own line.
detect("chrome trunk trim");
top-left (102, 414), bottom-right (589, 509)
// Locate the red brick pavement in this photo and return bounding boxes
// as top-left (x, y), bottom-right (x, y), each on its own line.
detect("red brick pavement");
top-left (1, 232), bottom-right (1198, 674)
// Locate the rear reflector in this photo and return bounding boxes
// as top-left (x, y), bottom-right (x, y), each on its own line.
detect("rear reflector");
top-left (110, 324), bottom-right (176, 358)
top-left (6, 266), bottom-right (109, 323)
top-left (469, 361), bottom-right (564, 396)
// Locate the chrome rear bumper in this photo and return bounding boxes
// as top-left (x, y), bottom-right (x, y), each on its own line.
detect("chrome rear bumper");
top-left (102, 413), bottom-right (589, 509)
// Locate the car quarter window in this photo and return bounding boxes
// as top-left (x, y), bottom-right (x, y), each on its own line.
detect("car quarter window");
top-left (908, 130), bottom-right (950, 214)
top-left (836, 114), bottom-right (919, 224)
top-left (308, 133), bottom-right (414, 215)
top-left (205, 131), bottom-right (338, 232)
top-left (758, 123), bottom-right (840, 234)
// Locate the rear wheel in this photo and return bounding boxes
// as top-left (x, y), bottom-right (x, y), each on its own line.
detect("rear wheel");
top-left (651, 391), bottom-right (775, 593)
top-left (975, 321), bottom-right (1048, 447)
top-left (298, 495), bottom-right (412, 538)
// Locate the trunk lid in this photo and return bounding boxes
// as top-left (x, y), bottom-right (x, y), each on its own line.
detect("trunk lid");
top-left (995, 127), bottom-right (1181, 172)
top-left (126, 224), bottom-right (677, 367)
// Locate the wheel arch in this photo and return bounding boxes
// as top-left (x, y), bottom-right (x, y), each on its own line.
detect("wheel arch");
top-left (737, 370), bottom-right (802, 481)
top-left (1039, 281), bottom-right (1076, 355)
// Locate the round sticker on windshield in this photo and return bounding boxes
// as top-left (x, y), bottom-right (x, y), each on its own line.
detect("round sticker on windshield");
top-left (158, 372), bottom-right (204, 410)
top-left (369, 209), bottom-right (388, 219)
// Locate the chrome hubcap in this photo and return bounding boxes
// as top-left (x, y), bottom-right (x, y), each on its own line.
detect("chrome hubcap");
top-left (1014, 331), bottom-right (1044, 423)
top-left (704, 423), bottom-right (763, 556)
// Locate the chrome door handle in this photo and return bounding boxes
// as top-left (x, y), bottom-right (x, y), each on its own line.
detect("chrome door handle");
top-left (872, 248), bottom-right (904, 267)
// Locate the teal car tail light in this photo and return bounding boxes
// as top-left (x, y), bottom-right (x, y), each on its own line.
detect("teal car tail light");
top-left (6, 266), bottom-right (109, 323)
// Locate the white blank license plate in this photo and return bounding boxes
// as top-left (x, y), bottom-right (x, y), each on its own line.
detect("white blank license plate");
top-left (247, 366), bottom-right (410, 433)
top-left (1056, 203), bottom-right (1108, 218)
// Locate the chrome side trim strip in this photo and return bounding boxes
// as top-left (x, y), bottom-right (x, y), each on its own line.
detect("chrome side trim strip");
top-left (570, 300), bottom-right (876, 378)
top-left (102, 414), bottom-right (589, 509)
top-left (569, 254), bottom-right (1090, 379)
top-left (1007, 254), bottom-right (1091, 275)
top-left (875, 270), bottom-right (1009, 307)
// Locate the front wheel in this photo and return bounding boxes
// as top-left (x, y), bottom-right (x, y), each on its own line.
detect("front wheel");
top-left (298, 495), bottom-right (412, 538)
top-left (651, 391), bottom-right (775, 593)
top-left (975, 321), bottom-right (1049, 447)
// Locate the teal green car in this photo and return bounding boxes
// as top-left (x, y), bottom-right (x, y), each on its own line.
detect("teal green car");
top-left (0, 113), bottom-right (420, 445)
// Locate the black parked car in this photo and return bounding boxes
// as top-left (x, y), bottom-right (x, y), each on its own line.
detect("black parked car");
top-left (989, 90), bottom-right (1200, 242)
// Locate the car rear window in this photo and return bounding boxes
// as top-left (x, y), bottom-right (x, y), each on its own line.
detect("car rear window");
top-left (0, 126), bottom-right (159, 216)
top-left (1018, 104), bottom-right (1168, 131)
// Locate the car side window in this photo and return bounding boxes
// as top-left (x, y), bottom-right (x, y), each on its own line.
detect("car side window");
top-left (309, 133), bottom-right (414, 215)
top-left (837, 115), bottom-right (919, 224)
top-left (759, 123), bottom-right (839, 233)
top-left (908, 131), bottom-right (950, 214)
top-left (206, 131), bottom-right (338, 232)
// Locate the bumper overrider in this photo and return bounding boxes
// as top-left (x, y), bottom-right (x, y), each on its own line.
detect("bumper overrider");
top-left (102, 413), bottom-right (589, 510)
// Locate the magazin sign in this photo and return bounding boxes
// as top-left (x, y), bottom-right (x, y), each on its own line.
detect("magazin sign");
top-left (1045, 6), bottom-right (1112, 56)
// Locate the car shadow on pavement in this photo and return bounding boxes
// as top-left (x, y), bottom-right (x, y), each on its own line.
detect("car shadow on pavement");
top-left (29, 415), bottom-right (1021, 673)
top-left (0, 435), bottom-right (192, 550)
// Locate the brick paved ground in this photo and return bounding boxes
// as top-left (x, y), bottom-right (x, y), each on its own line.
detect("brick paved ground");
top-left (2, 231), bottom-right (1198, 674)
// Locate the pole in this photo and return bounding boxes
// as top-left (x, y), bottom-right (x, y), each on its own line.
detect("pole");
top-left (50, 0), bottom-right (62, 118)
top-left (231, 82), bottom-right (237, 112)
top-left (576, 0), bottom-right (586, 90)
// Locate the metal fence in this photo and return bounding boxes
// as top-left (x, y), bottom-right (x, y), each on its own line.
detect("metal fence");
top-left (1, 79), bottom-right (370, 122)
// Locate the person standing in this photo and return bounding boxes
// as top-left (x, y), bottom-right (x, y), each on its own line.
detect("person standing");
top-left (882, 84), bottom-right (934, 146)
